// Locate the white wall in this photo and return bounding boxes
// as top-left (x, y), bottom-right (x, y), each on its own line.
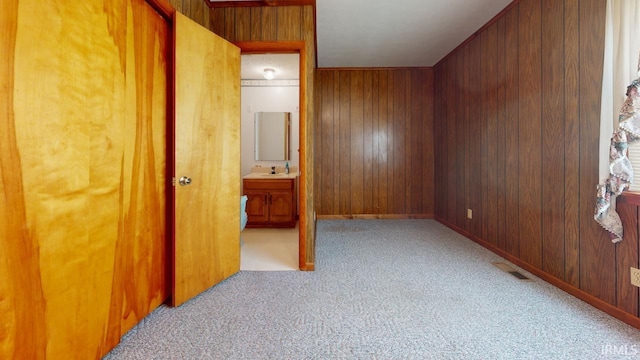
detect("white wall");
top-left (241, 85), bottom-right (299, 176)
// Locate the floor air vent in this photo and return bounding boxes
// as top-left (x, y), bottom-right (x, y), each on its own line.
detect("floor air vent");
top-left (492, 262), bottom-right (531, 281)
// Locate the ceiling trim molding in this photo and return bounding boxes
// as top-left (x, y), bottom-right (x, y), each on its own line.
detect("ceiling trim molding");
top-left (206, 0), bottom-right (314, 8)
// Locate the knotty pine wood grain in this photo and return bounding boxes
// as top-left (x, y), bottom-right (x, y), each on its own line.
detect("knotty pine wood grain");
top-left (314, 69), bottom-right (434, 217)
top-left (2, 0), bottom-right (168, 358)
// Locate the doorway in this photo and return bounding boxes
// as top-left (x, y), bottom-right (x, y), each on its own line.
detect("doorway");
top-left (240, 53), bottom-right (300, 271)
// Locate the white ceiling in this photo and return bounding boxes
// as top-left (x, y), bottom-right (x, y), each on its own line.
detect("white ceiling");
top-left (316, 0), bottom-right (514, 68)
top-left (238, 0), bottom-right (514, 75)
top-left (241, 53), bottom-right (300, 80)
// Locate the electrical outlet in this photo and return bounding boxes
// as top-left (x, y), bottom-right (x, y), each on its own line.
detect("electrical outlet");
top-left (631, 267), bottom-right (640, 288)
top-left (467, 209), bottom-right (473, 219)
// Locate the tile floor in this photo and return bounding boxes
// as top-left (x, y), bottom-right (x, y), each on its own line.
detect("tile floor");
top-left (240, 224), bottom-right (299, 271)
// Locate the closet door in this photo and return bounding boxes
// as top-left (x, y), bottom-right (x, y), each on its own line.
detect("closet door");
top-left (172, 12), bottom-right (241, 307)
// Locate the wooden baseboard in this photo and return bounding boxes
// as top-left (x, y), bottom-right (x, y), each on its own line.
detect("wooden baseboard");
top-left (317, 214), bottom-right (434, 220)
top-left (434, 216), bottom-right (640, 330)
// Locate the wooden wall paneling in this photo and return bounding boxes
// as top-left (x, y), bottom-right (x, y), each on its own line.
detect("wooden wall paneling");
top-left (485, 22), bottom-right (499, 247)
top-left (455, 52), bottom-right (467, 228)
top-left (563, 0), bottom-right (581, 289)
top-left (314, 73), bottom-right (322, 211)
top-left (313, 74), bottom-right (320, 213)
top-left (193, 0), bottom-right (207, 26)
top-left (468, 38), bottom-right (483, 237)
top-left (363, 71), bottom-right (374, 214)
top-left (235, 7), bottom-right (252, 41)
top-left (303, 4), bottom-right (315, 268)
top-left (209, 6), bottom-right (227, 36)
top-left (496, 16), bottom-right (507, 250)
top-left (319, 71), bottom-right (334, 215)
top-left (578, 0), bottom-right (614, 303)
top-left (387, 71), bottom-right (396, 215)
top-left (422, 69), bottom-right (435, 216)
top-left (392, 72), bottom-right (406, 214)
top-left (351, 71), bottom-right (365, 214)
top-left (485, 22), bottom-right (501, 245)
top-left (541, 0), bottom-right (566, 280)
top-left (260, 6), bottom-right (278, 41)
top-left (372, 72), bottom-right (381, 214)
top-left (405, 70), bottom-right (414, 214)
top-left (224, 8), bottom-right (236, 39)
top-left (170, 0), bottom-right (183, 12)
top-left (435, 65), bottom-right (444, 219)
top-left (314, 68), bottom-right (434, 217)
top-left (461, 45), bottom-right (470, 231)
top-left (277, 6), bottom-right (302, 40)
top-left (434, 68), bottom-right (444, 217)
top-left (410, 70), bottom-right (423, 214)
top-left (480, 31), bottom-right (490, 242)
top-left (250, 7), bottom-right (262, 40)
top-left (616, 197), bottom-right (639, 315)
top-left (332, 72), bottom-right (342, 214)
top-left (517, 0), bottom-right (543, 268)
top-left (339, 72), bottom-right (351, 214)
top-left (440, 55), bottom-right (448, 224)
top-left (504, 4), bottom-right (520, 256)
top-left (442, 59), bottom-right (455, 223)
top-left (435, 0), bottom-right (640, 330)
top-left (182, 0), bottom-right (192, 19)
top-left (378, 71), bottom-right (390, 214)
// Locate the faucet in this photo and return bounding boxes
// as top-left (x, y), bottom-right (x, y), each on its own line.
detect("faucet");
top-left (271, 166), bottom-right (276, 174)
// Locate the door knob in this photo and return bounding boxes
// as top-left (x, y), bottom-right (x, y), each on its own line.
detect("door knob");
top-left (179, 176), bottom-right (192, 186)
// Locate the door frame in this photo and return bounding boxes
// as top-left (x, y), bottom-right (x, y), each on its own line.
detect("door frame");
top-left (234, 41), bottom-right (309, 270)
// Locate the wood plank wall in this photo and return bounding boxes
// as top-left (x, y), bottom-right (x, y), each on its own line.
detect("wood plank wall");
top-left (170, 1), bottom-right (317, 267)
top-left (1, 0), bottom-right (168, 358)
top-left (314, 69), bottom-right (434, 217)
top-left (434, 0), bottom-right (640, 324)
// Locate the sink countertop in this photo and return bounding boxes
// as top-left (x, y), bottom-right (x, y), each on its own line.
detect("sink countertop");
top-left (243, 172), bottom-right (299, 179)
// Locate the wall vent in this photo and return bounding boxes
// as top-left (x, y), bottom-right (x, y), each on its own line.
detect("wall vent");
top-left (492, 262), bottom-right (531, 281)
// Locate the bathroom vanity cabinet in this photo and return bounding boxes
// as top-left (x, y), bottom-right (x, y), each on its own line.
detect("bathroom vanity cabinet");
top-left (243, 178), bottom-right (297, 228)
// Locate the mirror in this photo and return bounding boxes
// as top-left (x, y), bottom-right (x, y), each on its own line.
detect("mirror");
top-left (255, 112), bottom-right (290, 161)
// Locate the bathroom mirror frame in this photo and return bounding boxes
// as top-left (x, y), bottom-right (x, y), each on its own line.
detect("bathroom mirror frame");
top-left (254, 111), bottom-right (291, 161)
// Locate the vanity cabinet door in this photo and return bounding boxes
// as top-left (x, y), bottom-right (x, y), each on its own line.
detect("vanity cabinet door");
top-left (243, 178), bottom-right (296, 227)
top-left (245, 191), bottom-right (269, 223)
top-left (269, 190), bottom-right (295, 224)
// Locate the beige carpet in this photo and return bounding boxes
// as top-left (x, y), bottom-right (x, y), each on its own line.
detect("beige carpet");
top-left (240, 225), bottom-right (299, 271)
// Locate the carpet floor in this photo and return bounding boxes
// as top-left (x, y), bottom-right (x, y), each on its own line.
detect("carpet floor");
top-left (104, 220), bottom-right (640, 359)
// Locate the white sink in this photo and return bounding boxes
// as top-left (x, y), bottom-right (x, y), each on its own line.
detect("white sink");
top-left (259, 173), bottom-right (287, 177)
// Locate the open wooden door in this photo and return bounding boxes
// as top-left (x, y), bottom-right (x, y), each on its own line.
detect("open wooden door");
top-left (172, 12), bottom-right (241, 307)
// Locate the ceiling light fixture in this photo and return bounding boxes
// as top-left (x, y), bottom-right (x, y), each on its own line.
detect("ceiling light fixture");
top-left (263, 68), bottom-right (275, 80)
